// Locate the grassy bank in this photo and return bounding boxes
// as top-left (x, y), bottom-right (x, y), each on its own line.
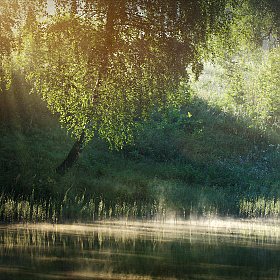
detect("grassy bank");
top-left (2, 55), bottom-right (280, 222)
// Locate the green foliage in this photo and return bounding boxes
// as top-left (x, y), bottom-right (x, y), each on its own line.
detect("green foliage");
top-left (0, 0), bottom-right (47, 88)
top-left (196, 47), bottom-right (280, 138)
top-left (122, 105), bottom-right (202, 163)
top-left (258, 48), bottom-right (280, 122)
top-left (205, 0), bottom-right (280, 132)
top-left (14, 0), bottom-right (232, 147)
top-left (208, 0), bottom-right (278, 63)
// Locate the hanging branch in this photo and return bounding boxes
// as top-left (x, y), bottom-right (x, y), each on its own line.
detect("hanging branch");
top-left (55, 1), bottom-right (116, 174)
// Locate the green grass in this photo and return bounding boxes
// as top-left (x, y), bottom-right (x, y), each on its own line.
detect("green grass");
top-left (2, 54), bottom-right (280, 222)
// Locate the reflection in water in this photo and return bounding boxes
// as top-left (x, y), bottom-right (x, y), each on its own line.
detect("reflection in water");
top-left (1, 219), bottom-right (280, 279)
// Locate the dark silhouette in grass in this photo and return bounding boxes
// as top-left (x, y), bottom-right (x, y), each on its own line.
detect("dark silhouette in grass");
top-left (55, 130), bottom-right (85, 174)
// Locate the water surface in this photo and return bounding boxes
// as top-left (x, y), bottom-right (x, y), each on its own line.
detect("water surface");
top-left (1, 219), bottom-right (280, 279)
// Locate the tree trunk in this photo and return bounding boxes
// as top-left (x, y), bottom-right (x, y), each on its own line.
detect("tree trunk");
top-left (55, 130), bottom-right (85, 174)
top-left (55, 2), bottom-right (115, 174)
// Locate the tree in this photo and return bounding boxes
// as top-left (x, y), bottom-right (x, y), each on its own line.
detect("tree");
top-left (247, 0), bottom-right (280, 43)
top-left (0, 0), bottom-right (47, 87)
top-left (211, 0), bottom-right (280, 113)
top-left (16, 0), bottom-right (233, 173)
top-left (0, 0), bottom-right (21, 87)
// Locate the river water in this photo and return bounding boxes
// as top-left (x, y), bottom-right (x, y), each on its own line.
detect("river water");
top-left (1, 219), bottom-right (280, 279)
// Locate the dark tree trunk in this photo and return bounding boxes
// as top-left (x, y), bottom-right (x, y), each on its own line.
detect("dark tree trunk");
top-left (55, 130), bottom-right (85, 174)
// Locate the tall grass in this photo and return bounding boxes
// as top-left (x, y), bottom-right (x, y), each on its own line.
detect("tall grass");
top-left (0, 193), bottom-right (170, 223)
top-left (2, 189), bottom-right (280, 223)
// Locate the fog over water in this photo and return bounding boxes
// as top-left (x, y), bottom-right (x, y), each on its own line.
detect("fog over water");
top-left (1, 219), bottom-right (280, 279)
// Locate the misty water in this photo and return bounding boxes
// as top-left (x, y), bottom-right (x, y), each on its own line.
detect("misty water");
top-left (1, 219), bottom-right (280, 280)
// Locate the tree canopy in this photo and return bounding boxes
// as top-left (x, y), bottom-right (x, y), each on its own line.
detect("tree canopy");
top-left (216, 0), bottom-right (280, 57)
top-left (0, 0), bottom-right (46, 86)
top-left (3, 0), bottom-right (280, 148)
top-left (11, 0), bottom-right (232, 147)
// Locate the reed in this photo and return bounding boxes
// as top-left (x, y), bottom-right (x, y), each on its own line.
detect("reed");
top-left (0, 193), bottom-right (171, 223)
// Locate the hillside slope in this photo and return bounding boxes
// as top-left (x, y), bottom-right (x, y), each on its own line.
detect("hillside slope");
top-left (1, 71), bottom-right (280, 221)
